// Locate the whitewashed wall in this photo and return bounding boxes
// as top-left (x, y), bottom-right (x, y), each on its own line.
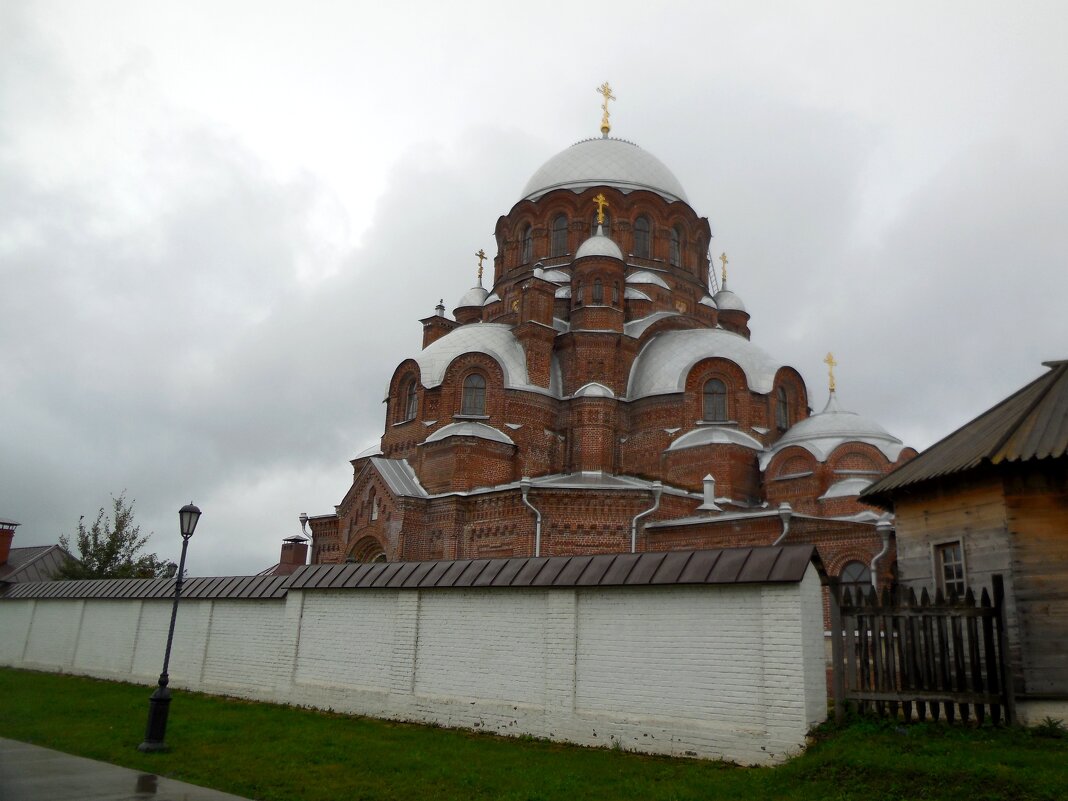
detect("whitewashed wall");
top-left (0, 566), bottom-right (826, 764)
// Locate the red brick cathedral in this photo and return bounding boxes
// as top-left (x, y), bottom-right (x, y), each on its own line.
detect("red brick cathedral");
top-left (307, 101), bottom-right (916, 589)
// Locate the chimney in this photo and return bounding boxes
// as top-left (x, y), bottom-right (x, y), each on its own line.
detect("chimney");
top-left (698, 475), bottom-right (722, 512)
top-left (279, 536), bottom-right (309, 572)
top-left (0, 519), bottom-right (18, 566)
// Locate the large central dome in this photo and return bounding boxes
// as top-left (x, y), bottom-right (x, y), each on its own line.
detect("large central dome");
top-left (521, 137), bottom-right (689, 203)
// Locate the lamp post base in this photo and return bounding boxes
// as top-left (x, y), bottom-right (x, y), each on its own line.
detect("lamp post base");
top-left (138, 684), bottom-right (172, 752)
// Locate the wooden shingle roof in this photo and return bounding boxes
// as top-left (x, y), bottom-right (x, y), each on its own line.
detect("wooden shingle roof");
top-left (862, 360), bottom-right (1068, 504)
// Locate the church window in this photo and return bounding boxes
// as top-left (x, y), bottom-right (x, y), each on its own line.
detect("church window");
top-left (612, 282), bottom-right (619, 305)
top-left (461, 373), bottom-right (487, 415)
top-left (776, 386), bottom-right (790, 430)
top-left (521, 225), bottom-right (532, 264)
top-left (401, 378), bottom-right (418, 422)
top-left (703, 378), bottom-right (728, 421)
top-left (551, 214), bottom-right (568, 256)
top-left (838, 561), bottom-right (871, 600)
top-left (370, 491), bottom-right (379, 521)
top-left (633, 216), bottom-right (651, 258)
top-left (592, 278), bottom-right (604, 304)
top-left (575, 279), bottom-right (583, 306)
top-left (670, 226), bottom-right (683, 266)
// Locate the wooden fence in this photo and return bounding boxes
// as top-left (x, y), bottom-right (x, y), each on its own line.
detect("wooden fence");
top-left (828, 574), bottom-right (1015, 724)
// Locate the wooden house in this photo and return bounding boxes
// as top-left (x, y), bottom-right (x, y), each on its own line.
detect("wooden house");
top-left (862, 360), bottom-right (1068, 724)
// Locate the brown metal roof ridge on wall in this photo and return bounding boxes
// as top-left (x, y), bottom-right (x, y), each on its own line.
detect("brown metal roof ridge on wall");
top-left (0, 546), bottom-right (823, 601)
top-left (282, 545), bottom-right (823, 592)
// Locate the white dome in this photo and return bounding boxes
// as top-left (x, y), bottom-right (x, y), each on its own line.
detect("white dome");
top-left (759, 392), bottom-right (906, 469)
top-left (414, 323), bottom-right (562, 396)
top-left (522, 137), bottom-right (689, 203)
top-left (456, 285), bottom-right (489, 308)
top-left (627, 328), bottom-right (784, 399)
top-left (575, 226), bottom-right (624, 260)
top-left (712, 288), bottom-right (746, 313)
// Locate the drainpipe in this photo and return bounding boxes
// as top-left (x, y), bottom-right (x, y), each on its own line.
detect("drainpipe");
top-left (773, 502), bottom-right (793, 545)
top-left (520, 477), bottom-right (542, 557)
top-left (871, 517), bottom-right (893, 592)
top-left (630, 481), bottom-right (662, 554)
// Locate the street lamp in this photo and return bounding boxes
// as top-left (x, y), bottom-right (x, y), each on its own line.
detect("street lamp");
top-left (138, 502), bottom-right (201, 753)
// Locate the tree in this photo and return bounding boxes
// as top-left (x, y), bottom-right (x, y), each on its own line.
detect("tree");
top-left (57, 493), bottom-right (175, 580)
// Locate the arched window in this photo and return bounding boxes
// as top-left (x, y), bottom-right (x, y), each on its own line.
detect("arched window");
top-left (612, 282), bottom-right (620, 305)
top-left (401, 378), bottom-right (418, 422)
top-left (703, 378), bottom-right (728, 421)
top-left (461, 373), bottom-right (486, 415)
top-left (551, 214), bottom-right (568, 256)
top-left (575, 279), bottom-right (583, 306)
top-left (839, 561), bottom-right (871, 601)
top-left (776, 386), bottom-right (790, 430)
top-left (592, 277), bottom-right (604, 304)
top-left (633, 216), bottom-right (651, 258)
top-left (521, 225), bottom-right (532, 264)
top-left (670, 226), bottom-right (683, 266)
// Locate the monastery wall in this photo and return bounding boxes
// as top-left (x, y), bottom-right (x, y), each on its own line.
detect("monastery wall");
top-left (0, 567), bottom-right (827, 765)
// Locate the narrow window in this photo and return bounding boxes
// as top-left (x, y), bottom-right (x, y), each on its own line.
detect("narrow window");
top-left (612, 282), bottom-right (620, 305)
top-left (402, 379), bottom-right (418, 422)
top-left (670, 226), bottom-right (683, 266)
top-left (521, 225), bottom-right (532, 264)
top-left (370, 492), bottom-right (378, 521)
top-left (551, 214), bottom-right (568, 256)
top-left (592, 277), bottom-right (604, 304)
top-left (633, 215), bottom-right (651, 258)
top-left (776, 386), bottom-right (790, 430)
top-left (839, 561), bottom-right (871, 600)
top-left (575, 279), bottom-right (583, 306)
top-left (937, 541), bottom-right (966, 597)
top-left (462, 373), bottom-right (487, 415)
top-left (703, 378), bottom-right (727, 421)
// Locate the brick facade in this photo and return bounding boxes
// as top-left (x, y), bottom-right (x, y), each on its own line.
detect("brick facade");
top-left (309, 133), bottom-right (915, 597)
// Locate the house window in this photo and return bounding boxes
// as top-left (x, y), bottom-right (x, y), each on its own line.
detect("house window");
top-left (670, 226), bottom-right (683, 266)
top-left (838, 561), bottom-right (871, 601)
top-left (703, 378), bottom-right (727, 421)
top-left (551, 214), bottom-right (568, 256)
top-left (776, 386), bottom-right (790, 430)
top-left (401, 378), bottom-right (418, 422)
top-left (937, 541), bottom-right (966, 597)
top-left (592, 278), bottom-right (604, 303)
top-left (521, 225), bottom-right (532, 264)
top-left (633, 215), bottom-right (651, 258)
top-left (461, 373), bottom-right (487, 415)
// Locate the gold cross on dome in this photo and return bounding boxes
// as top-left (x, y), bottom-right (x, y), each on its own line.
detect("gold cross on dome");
top-left (596, 82), bottom-right (615, 136)
top-left (593, 193), bottom-right (609, 225)
top-left (719, 252), bottom-right (729, 284)
top-left (824, 352), bottom-right (838, 393)
top-left (475, 249), bottom-right (487, 285)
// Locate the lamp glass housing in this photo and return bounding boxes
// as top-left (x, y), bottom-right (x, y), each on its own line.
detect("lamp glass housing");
top-left (179, 503), bottom-right (201, 539)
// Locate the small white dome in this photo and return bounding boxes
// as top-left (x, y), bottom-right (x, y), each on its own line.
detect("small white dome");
top-left (575, 225), bottom-right (623, 260)
top-left (456, 286), bottom-right (489, 308)
top-left (712, 288), bottom-right (746, 313)
top-left (759, 392), bottom-right (906, 469)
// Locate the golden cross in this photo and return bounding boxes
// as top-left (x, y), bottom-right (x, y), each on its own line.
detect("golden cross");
top-left (593, 193), bottom-right (609, 225)
top-left (719, 252), bottom-right (729, 284)
top-left (596, 82), bottom-right (615, 136)
top-left (824, 352), bottom-right (838, 393)
top-left (475, 249), bottom-right (487, 285)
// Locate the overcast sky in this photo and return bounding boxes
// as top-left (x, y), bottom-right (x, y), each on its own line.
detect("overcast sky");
top-left (3, 1), bottom-right (1066, 576)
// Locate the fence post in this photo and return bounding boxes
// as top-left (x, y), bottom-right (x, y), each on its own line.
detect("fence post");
top-left (828, 577), bottom-right (845, 723)
top-left (992, 574), bottom-right (1016, 725)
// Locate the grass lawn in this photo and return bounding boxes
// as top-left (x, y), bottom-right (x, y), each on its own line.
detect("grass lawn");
top-left (0, 668), bottom-right (1065, 801)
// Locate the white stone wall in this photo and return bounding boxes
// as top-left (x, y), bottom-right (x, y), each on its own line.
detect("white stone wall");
top-left (0, 566), bottom-right (827, 764)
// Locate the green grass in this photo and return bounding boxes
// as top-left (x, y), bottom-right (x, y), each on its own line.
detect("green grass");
top-left (0, 668), bottom-right (1065, 801)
